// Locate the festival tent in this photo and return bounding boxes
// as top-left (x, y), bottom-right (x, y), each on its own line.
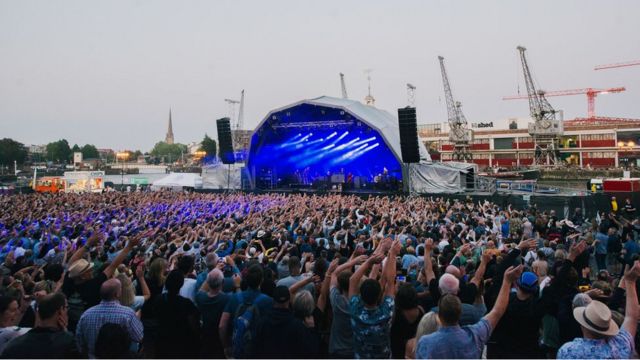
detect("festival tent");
top-left (151, 173), bottom-right (203, 191)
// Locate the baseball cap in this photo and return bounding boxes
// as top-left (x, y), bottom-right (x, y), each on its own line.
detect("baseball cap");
top-left (517, 272), bottom-right (539, 293)
top-left (273, 285), bottom-right (290, 304)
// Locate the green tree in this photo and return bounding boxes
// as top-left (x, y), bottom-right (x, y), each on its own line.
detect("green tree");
top-left (46, 139), bottom-right (71, 163)
top-left (200, 134), bottom-right (217, 158)
top-left (0, 138), bottom-right (28, 166)
top-left (71, 144), bottom-right (81, 153)
top-left (150, 141), bottom-right (187, 163)
top-left (81, 144), bottom-right (99, 159)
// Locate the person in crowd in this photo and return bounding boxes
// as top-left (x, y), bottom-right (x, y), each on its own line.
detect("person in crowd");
top-left (404, 312), bottom-right (438, 359)
top-left (195, 268), bottom-right (231, 358)
top-left (147, 270), bottom-right (200, 358)
top-left (254, 286), bottom-right (320, 358)
top-left (348, 239), bottom-right (400, 359)
top-left (329, 255), bottom-right (365, 358)
top-left (75, 278), bottom-right (143, 358)
top-left (557, 260), bottom-right (640, 359)
top-left (1, 292), bottom-right (78, 358)
top-left (415, 265), bottom-right (523, 359)
top-left (390, 283), bottom-right (424, 359)
top-left (276, 256), bottom-right (315, 295)
top-left (219, 263), bottom-right (273, 358)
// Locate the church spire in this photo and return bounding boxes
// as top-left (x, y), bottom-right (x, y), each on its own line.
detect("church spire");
top-left (165, 108), bottom-right (174, 144)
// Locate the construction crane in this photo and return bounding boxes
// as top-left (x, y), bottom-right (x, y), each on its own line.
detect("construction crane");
top-left (339, 73), bottom-right (348, 99)
top-left (438, 56), bottom-right (473, 161)
top-left (516, 46), bottom-right (562, 167)
top-left (503, 87), bottom-right (626, 119)
top-left (595, 60), bottom-right (640, 70)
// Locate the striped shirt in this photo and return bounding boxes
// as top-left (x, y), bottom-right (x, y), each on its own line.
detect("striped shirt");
top-left (75, 300), bottom-right (143, 358)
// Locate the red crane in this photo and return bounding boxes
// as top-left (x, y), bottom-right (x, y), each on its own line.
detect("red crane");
top-left (503, 87), bottom-right (626, 118)
top-left (595, 60), bottom-right (640, 70)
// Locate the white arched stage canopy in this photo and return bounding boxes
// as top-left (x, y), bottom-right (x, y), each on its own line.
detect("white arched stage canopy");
top-left (241, 96), bottom-right (474, 193)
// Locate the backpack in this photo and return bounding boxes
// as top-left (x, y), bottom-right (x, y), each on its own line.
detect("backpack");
top-left (67, 291), bottom-right (87, 333)
top-left (231, 293), bottom-right (265, 358)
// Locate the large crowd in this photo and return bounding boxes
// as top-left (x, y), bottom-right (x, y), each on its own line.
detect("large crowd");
top-left (0, 190), bottom-right (638, 359)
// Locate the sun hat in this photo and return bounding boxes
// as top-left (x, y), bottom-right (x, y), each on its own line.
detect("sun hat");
top-left (68, 259), bottom-right (94, 279)
top-left (573, 300), bottom-right (619, 336)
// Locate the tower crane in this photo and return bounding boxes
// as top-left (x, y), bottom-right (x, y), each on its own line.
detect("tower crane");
top-left (595, 60), bottom-right (640, 70)
top-left (339, 73), bottom-right (348, 99)
top-left (503, 87), bottom-right (626, 119)
top-left (438, 56), bottom-right (473, 161)
top-left (516, 46), bottom-right (562, 166)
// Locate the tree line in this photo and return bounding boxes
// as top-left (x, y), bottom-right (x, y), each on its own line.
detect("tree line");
top-left (0, 135), bottom-right (217, 166)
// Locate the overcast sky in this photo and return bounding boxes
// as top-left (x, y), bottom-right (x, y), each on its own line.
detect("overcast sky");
top-left (1, 0), bottom-right (639, 151)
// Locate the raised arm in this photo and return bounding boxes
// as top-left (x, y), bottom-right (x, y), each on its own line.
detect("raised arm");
top-left (331, 255), bottom-right (367, 289)
top-left (290, 274), bottom-right (318, 296)
top-left (470, 251), bottom-right (492, 288)
top-left (135, 263), bottom-right (151, 301)
top-left (349, 254), bottom-right (382, 299)
top-left (68, 230), bottom-right (101, 265)
top-left (484, 265), bottom-right (522, 330)
top-left (622, 260), bottom-right (640, 337)
top-left (383, 240), bottom-right (401, 298)
top-left (104, 233), bottom-right (143, 279)
top-left (423, 238), bottom-right (435, 284)
top-left (317, 258), bottom-right (339, 312)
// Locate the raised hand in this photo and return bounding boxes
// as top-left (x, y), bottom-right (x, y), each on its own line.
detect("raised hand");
top-left (624, 260), bottom-right (640, 282)
top-left (568, 240), bottom-right (587, 261)
top-left (517, 238), bottom-right (538, 252)
top-left (504, 264), bottom-right (524, 284)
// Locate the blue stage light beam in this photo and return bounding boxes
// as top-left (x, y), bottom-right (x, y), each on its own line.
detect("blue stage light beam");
top-left (330, 143), bottom-right (369, 165)
top-left (326, 132), bottom-right (338, 140)
top-left (330, 137), bottom-right (360, 152)
top-left (281, 133), bottom-right (313, 149)
top-left (350, 136), bottom-right (376, 147)
top-left (335, 131), bottom-right (348, 142)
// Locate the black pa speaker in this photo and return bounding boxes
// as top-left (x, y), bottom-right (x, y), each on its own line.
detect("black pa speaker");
top-left (397, 107), bottom-right (420, 163)
top-left (216, 117), bottom-right (235, 165)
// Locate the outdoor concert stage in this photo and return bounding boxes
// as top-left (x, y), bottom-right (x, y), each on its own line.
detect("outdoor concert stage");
top-left (246, 96), bottom-right (409, 192)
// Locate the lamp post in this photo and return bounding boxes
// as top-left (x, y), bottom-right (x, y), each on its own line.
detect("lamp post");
top-left (116, 152), bottom-right (129, 190)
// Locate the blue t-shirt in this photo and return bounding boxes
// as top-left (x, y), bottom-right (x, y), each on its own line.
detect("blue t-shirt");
top-left (416, 318), bottom-right (492, 359)
top-left (557, 328), bottom-right (633, 359)
top-left (224, 289), bottom-right (273, 318)
top-left (349, 295), bottom-right (394, 359)
top-left (595, 232), bottom-right (609, 254)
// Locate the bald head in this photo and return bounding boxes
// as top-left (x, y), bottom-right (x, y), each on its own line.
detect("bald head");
top-left (206, 268), bottom-right (224, 290)
top-left (100, 278), bottom-right (122, 301)
top-left (445, 265), bottom-right (462, 278)
top-left (439, 273), bottom-right (460, 296)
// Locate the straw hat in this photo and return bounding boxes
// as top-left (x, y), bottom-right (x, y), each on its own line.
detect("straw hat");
top-left (68, 259), bottom-right (94, 279)
top-left (573, 300), bottom-right (619, 336)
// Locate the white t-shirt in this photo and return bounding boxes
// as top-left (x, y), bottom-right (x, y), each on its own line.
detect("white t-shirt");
top-left (179, 278), bottom-right (197, 303)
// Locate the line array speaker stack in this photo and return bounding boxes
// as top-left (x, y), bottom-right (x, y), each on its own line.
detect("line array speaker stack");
top-left (216, 117), bottom-right (235, 165)
top-left (397, 107), bottom-right (420, 163)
